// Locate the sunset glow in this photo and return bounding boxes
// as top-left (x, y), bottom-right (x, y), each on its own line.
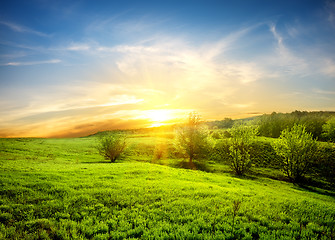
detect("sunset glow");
top-left (0, 0), bottom-right (335, 137)
top-left (146, 110), bottom-right (175, 127)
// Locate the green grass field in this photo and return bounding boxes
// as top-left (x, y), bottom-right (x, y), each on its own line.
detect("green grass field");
top-left (1, 136), bottom-right (335, 239)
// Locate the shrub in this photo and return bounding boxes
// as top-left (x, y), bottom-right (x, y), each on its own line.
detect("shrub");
top-left (96, 133), bottom-right (127, 162)
top-left (272, 124), bottom-right (318, 182)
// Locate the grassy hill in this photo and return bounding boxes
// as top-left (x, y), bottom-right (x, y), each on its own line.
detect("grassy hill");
top-left (1, 137), bottom-right (335, 239)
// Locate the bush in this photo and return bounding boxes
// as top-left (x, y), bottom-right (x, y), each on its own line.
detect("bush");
top-left (96, 133), bottom-right (127, 162)
top-left (272, 124), bottom-right (318, 182)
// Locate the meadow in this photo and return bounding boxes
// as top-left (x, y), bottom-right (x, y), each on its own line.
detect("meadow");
top-left (1, 132), bottom-right (335, 239)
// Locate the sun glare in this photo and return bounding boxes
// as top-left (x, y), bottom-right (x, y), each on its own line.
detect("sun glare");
top-left (146, 110), bottom-right (173, 127)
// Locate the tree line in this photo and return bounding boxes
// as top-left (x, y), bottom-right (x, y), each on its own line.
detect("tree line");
top-left (208, 111), bottom-right (335, 142)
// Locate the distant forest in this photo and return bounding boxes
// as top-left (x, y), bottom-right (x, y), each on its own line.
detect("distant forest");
top-left (208, 111), bottom-right (335, 141)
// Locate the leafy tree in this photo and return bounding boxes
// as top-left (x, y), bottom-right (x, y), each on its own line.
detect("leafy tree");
top-left (322, 117), bottom-right (335, 142)
top-left (175, 112), bottom-right (210, 162)
top-left (272, 124), bottom-right (318, 182)
top-left (96, 132), bottom-right (127, 162)
top-left (227, 123), bottom-right (258, 175)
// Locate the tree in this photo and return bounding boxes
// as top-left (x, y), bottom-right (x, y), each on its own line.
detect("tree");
top-left (96, 132), bottom-right (127, 162)
top-left (175, 112), bottom-right (209, 163)
top-left (272, 124), bottom-right (318, 182)
top-left (322, 117), bottom-right (335, 142)
top-left (227, 123), bottom-right (258, 175)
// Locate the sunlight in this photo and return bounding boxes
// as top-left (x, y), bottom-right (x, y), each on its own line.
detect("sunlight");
top-left (146, 109), bottom-right (174, 127)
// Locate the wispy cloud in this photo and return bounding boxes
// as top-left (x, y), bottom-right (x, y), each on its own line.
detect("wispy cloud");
top-left (0, 59), bottom-right (61, 66)
top-left (0, 21), bottom-right (50, 37)
top-left (270, 24), bottom-right (283, 46)
top-left (66, 43), bottom-right (91, 51)
top-left (201, 24), bottom-right (262, 60)
top-left (100, 95), bottom-right (144, 107)
top-left (95, 28), bottom-right (268, 89)
top-left (321, 58), bottom-right (335, 77)
top-left (0, 40), bottom-right (45, 51)
top-left (313, 89), bottom-right (335, 95)
top-left (0, 82), bottom-right (148, 124)
top-left (266, 23), bottom-right (309, 76)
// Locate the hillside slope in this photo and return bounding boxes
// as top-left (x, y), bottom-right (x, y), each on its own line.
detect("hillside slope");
top-left (1, 157), bottom-right (334, 239)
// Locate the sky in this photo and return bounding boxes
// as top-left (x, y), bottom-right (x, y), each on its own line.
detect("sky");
top-left (0, 0), bottom-right (335, 137)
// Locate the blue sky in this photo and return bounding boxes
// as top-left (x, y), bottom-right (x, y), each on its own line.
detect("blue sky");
top-left (0, 0), bottom-right (335, 137)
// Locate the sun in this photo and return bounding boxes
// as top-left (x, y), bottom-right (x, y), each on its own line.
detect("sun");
top-left (146, 110), bottom-right (173, 127)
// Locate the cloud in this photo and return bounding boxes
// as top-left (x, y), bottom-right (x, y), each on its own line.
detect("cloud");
top-left (266, 23), bottom-right (309, 76)
top-left (269, 24), bottom-right (283, 46)
top-left (266, 22), bottom-right (335, 81)
top-left (49, 118), bottom-right (148, 138)
top-left (321, 58), bottom-right (335, 77)
top-left (0, 91), bottom-right (184, 137)
top-left (201, 24), bottom-right (263, 60)
top-left (0, 81), bottom-right (151, 126)
top-left (1, 59), bottom-right (61, 66)
top-left (0, 21), bottom-right (50, 37)
top-left (67, 43), bottom-right (91, 51)
top-left (313, 89), bottom-right (335, 95)
top-left (98, 29), bottom-right (267, 89)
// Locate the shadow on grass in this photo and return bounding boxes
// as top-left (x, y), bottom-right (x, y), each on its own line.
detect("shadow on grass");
top-left (248, 169), bottom-right (288, 182)
top-left (293, 183), bottom-right (335, 198)
top-left (169, 160), bottom-right (213, 172)
top-left (231, 173), bottom-right (258, 181)
top-left (81, 161), bottom-right (114, 164)
top-left (81, 158), bottom-right (335, 196)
